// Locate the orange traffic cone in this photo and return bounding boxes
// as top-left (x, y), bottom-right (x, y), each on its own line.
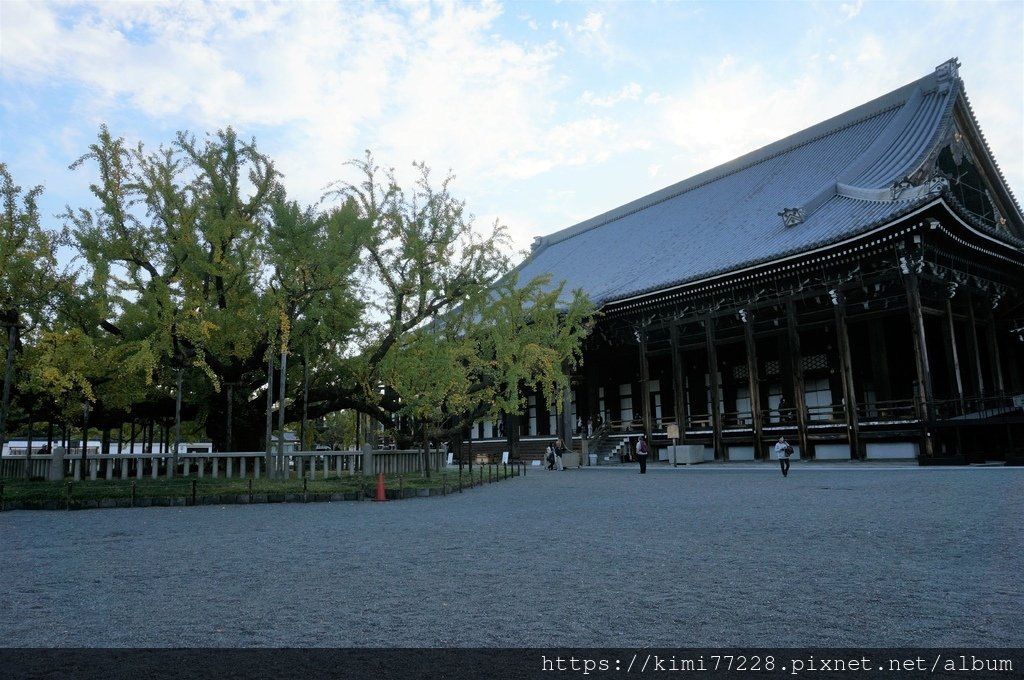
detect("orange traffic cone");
top-left (374, 472), bottom-right (388, 502)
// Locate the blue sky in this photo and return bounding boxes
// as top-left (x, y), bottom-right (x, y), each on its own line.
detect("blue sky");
top-left (2, 0), bottom-right (1022, 258)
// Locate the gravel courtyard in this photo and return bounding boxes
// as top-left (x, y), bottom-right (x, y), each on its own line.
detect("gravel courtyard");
top-left (1, 463), bottom-right (1020, 648)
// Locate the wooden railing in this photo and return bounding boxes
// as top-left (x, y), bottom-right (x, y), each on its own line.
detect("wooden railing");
top-left (0, 448), bottom-right (446, 481)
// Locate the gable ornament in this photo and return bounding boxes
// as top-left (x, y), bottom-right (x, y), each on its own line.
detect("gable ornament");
top-left (778, 207), bottom-right (805, 227)
top-left (890, 176), bottom-right (913, 200)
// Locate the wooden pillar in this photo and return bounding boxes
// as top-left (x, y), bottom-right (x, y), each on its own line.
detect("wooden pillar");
top-left (741, 310), bottom-right (764, 459)
top-left (964, 295), bottom-right (985, 398)
top-left (786, 300), bottom-right (811, 459)
top-left (985, 306), bottom-right (1006, 394)
top-left (705, 316), bottom-right (724, 460)
top-left (638, 328), bottom-right (652, 439)
top-left (562, 378), bottom-right (574, 449)
top-left (832, 290), bottom-right (861, 460)
top-left (903, 269), bottom-right (934, 456)
top-left (670, 323), bottom-right (688, 442)
top-left (868, 318), bottom-right (892, 407)
top-left (585, 354), bottom-right (600, 435)
top-left (945, 298), bottom-right (967, 416)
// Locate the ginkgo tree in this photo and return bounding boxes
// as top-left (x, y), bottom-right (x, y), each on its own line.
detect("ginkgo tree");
top-left (4, 132), bottom-right (594, 461)
top-left (382, 272), bottom-right (594, 475)
top-left (0, 163), bottom-right (74, 459)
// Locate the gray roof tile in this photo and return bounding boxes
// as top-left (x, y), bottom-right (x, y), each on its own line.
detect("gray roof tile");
top-left (515, 60), bottom-right (1016, 307)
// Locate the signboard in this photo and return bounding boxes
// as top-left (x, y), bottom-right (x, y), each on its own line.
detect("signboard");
top-left (666, 424), bottom-right (679, 440)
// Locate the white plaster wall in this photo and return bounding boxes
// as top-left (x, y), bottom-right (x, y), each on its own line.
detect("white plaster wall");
top-left (866, 442), bottom-right (919, 459)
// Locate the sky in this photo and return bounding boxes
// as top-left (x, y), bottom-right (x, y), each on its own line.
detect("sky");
top-left (2, 0), bottom-right (1022, 261)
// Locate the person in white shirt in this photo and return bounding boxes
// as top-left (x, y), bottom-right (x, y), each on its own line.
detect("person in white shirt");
top-left (636, 435), bottom-right (650, 474)
top-left (774, 436), bottom-right (793, 477)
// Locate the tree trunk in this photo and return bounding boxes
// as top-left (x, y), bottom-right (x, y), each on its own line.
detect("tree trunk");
top-left (422, 430), bottom-right (432, 479)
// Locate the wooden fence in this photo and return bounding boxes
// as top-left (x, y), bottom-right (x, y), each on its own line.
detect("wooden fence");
top-left (0, 447), bottom-right (445, 481)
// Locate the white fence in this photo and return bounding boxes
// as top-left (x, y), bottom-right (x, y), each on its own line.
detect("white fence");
top-left (0, 447), bottom-right (445, 482)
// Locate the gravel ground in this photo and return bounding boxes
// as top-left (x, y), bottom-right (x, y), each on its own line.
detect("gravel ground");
top-left (0, 462), bottom-right (1020, 648)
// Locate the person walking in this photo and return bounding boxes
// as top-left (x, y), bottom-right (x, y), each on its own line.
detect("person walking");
top-left (636, 435), bottom-right (650, 474)
top-left (554, 438), bottom-right (567, 471)
top-left (775, 435), bottom-right (793, 477)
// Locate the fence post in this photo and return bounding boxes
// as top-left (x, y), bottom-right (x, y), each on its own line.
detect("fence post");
top-left (362, 443), bottom-right (374, 477)
top-left (49, 447), bottom-right (66, 482)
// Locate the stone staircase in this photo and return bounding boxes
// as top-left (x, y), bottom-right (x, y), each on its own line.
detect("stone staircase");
top-left (587, 427), bottom-right (634, 465)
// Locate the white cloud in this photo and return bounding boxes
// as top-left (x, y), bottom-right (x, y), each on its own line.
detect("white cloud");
top-left (1, 0), bottom-right (1020, 257)
top-left (581, 11), bottom-right (604, 34)
top-left (582, 83), bottom-right (643, 108)
top-left (840, 0), bottom-right (864, 20)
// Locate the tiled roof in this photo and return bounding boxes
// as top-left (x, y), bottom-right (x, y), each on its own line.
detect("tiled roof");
top-left (515, 60), bottom-right (1018, 307)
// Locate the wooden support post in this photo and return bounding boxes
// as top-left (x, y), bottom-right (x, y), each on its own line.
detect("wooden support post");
top-left (638, 328), bottom-right (652, 439)
top-left (832, 290), bottom-right (861, 460)
top-left (903, 269), bottom-right (934, 456)
top-left (741, 311), bottom-right (764, 459)
top-left (586, 358), bottom-right (600, 437)
top-left (963, 294), bottom-right (985, 399)
top-left (945, 298), bottom-right (967, 416)
top-left (985, 306), bottom-right (1005, 394)
top-left (670, 323), bottom-right (688, 442)
top-left (704, 316), bottom-right (724, 460)
top-left (786, 300), bottom-right (811, 460)
top-left (868, 318), bottom-right (892, 408)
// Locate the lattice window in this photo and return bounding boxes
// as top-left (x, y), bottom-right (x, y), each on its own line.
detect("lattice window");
top-left (802, 354), bottom-right (828, 372)
top-left (765, 360), bottom-right (781, 376)
top-left (733, 365), bottom-right (749, 380)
